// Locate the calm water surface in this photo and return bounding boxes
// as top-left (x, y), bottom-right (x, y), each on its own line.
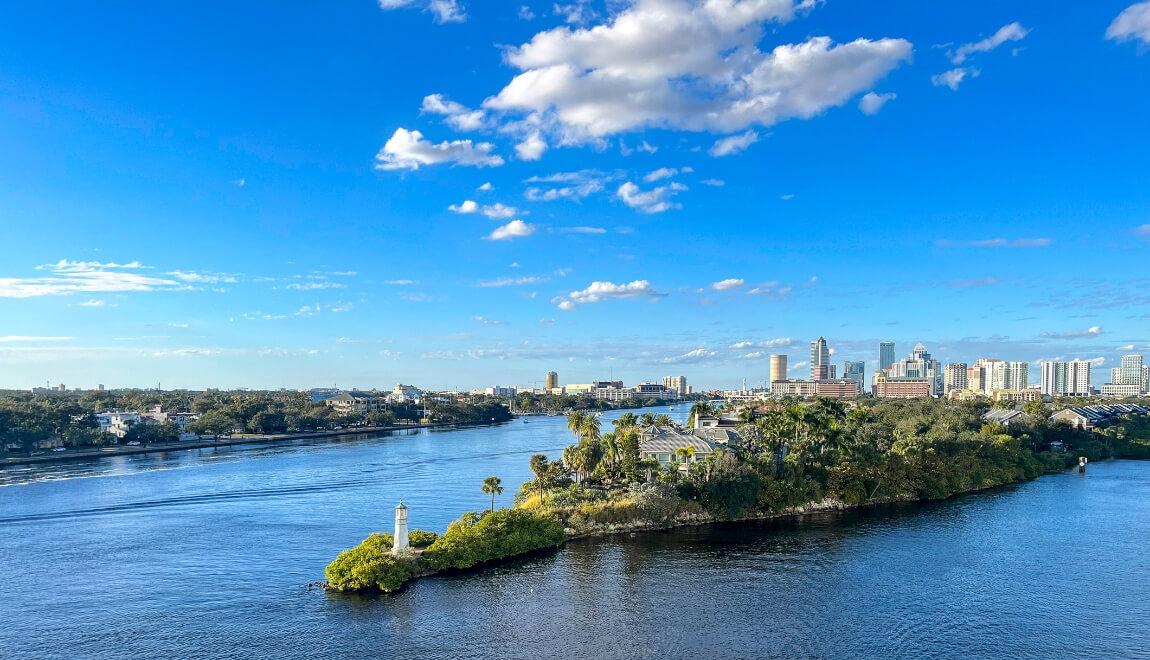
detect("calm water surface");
top-left (2, 405), bottom-right (1148, 659)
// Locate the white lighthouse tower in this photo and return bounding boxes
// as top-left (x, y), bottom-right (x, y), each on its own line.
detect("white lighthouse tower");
top-left (392, 501), bottom-right (410, 555)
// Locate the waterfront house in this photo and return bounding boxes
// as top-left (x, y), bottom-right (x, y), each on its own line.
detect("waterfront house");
top-left (1051, 404), bottom-right (1149, 431)
top-left (326, 391), bottom-right (388, 415)
top-left (638, 427), bottom-right (716, 470)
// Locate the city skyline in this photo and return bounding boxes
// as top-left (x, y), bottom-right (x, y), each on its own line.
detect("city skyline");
top-left (1, 2), bottom-right (1149, 390)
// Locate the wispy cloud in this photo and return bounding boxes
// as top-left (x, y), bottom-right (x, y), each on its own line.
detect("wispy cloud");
top-left (1107, 2), bottom-right (1150, 45)
top-left (1, 260), bottom-right (189, 299)
top-left (1041, 325), bottom-right (1103, 340)
top-left (553, 279), bottom-right (662, 310)
top-left (935, 238), bottom-right (1052, 248)
top-left (711, 278), bottom-right (744, 291)
top-left (476, 276), bottom-right (546, 288)
top-left (949, 22), bottom-right (1030, 64)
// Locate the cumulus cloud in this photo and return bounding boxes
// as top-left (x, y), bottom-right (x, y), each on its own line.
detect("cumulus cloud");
top-left (449, 199), bottom-right (480, 214)
top-left (478, 181), bottom-right (494, 191)
top-left (480, 2), bottom-right (912, 151)
top-left (516, 132), bottom-right (548, 160)
top-left (487, 220), bottom-right (537, 240)
top-left (1108, 2), bottom-right (1150, 44)
top-left (375, 128), bottom-right (504, 170)
top-left (932, 67), bottom-right (979, 91)
top-left (711, 278), bottom-right (745, 291)
top-left (858, 91), bottom-right (896, 115)
top-left (935, 237), bottom-right (1052, 248)
top-left (554, 279), bottom-right (661, 309)
top-left (710, 130), bottom-right (759, 157)
top-left (617, 180), bottom-right (686, 213)
top-left (379, 0), bottom-right (466, 23)
top-left (729, 337), bottom-right (793, 349)
top-left (949, 22), bottom-right (1030, 64)
top-left (644, 166), bottom-right (690, 182)
top-left (421, 94), bottom-right (486, 131)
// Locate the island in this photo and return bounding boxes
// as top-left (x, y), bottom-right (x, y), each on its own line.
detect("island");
top-left (324, 398), bottom-right (1150, 594)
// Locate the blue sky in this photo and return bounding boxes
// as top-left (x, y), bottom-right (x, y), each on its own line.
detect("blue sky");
top-left (1, 0), bottom-right (1149, 391)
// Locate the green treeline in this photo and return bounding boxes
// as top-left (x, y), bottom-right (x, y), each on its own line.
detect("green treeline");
top-left (0, 390), bottom-right (510, 454)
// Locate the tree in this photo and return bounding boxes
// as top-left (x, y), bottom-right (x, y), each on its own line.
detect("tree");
top-left (688, 401), bottom-right (717, 428)
top-left (529, 454), bottom-right (549, 503)
top-left (482, 476), bottom-right (504, 512)
top-left (674, 446), bottom-right (694, 465)
top-left (638, 412), bottom-right (657, 428)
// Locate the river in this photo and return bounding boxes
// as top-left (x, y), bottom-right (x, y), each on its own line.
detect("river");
top-left (1, 405), bottom-right (1148, 659)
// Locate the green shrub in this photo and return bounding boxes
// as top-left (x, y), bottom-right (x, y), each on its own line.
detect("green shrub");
top-left (408, 529), bottom-right (438, 548)
top-left (324, 533), bottom-right (411, 593)
top-left (422, 509), bottom-right (565, 571)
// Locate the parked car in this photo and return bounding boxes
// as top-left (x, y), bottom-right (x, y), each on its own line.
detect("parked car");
top-left (51, 447), bottom-right (66, 452)
top-left (126, 441), bottom-right (142, 446)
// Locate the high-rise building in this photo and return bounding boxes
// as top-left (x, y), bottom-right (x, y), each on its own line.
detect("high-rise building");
top-left (1041, 361), bottom-right (1093, 397)
top-left (769, 354), bottom-right (788, 383)
top-left (967, 365), bottom-right (986, 393)
top-left (944, 363), bottom-right (969, 394)
top-left (1121, 355), bottom-right (1145, 392)
top-left (810, 337), bottom-right (830, 381)
top-left (1111, 367), bottom-right (1125, 385)
top-left (888, 343), bottom-right (943, 395)
top-left (1007, 361), bottom-right (1030, 391)
top-left (545, 371), bottom-right (559, 390)
top-left (662, 375), bottom-right (688, 397)
top-left (879, 342), bottom-right (896, 371)
top-left (1143, 364), bottom-right (1149, 394)
top-left (843, 361), bottom-right (865, 392)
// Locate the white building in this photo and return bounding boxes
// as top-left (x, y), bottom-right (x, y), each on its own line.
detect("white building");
top-left (1121, 355), bottom-right (1145, 392)
top-left (662, 376), bottom-right (689, 397)
top-left (1040, 361), bottom-right (1092, 397)
top-left (387, 384), bottom-right (423, 404)
top-left (483, 386), bottom-right (517, 397)
top-left (944, 363), bottom-right (969, 395)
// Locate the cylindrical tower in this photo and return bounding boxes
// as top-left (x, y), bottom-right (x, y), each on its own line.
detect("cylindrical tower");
top-left (770, 354), bottom-right (788, 384)
top-left (392, 501), bottom-right (410, 555)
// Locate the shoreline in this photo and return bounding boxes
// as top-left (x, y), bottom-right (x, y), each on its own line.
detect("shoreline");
top-left (321, 463), bottom-right (1067, 597)
top-left (0, 421), bottom-right (490, 467)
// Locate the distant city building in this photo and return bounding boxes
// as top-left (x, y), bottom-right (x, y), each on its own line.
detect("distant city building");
top-left (636, 382), bottom-right (677, 400)
top-left (872, 372), bottom-right (932, 399)
top-left (886, 343), bottom-right (942, 395)
top-left (1007, 361), bottom-right (1030, 392)
top-left (387, 384), bottom-right (423, 404)
top-left (944, 363), bottom-right (969, 395)
top-left (1101, 384), bottom-right (1142, 397)
top-left (810, 337), bottom-right (831, 381)
top-left (843, 361), bottom-right (865, 393)
top-left (879, 341), bottom-right (896, 371)
top-left (545, 371), bottom-right (559, 390)
top-left (966, 364), bottom-right (986, 394)
top-left (1040, 361), bottom-right (1092, 397)
top-left (991, 388), bottom-right (1042, 403)
top-left (1111, 367), bottom-right (1124, 385)
top-left (484, 386), bottom-right (517, 397)
top-left (327, 391), bottom-right (387, 415)
top-left (771, 379), bottom-right (817, 397)
top-left (1121, 355), bottom-right (1145, 393)
top-left (815, 379), bottom-right (859, 399)
top-left (662, 375), bottom-right (688, 397)
top-left (769, 355), bottom-right (788, 384)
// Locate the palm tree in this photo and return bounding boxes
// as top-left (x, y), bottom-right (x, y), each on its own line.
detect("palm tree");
top-left (688, 401), bottom-right (717, 428)
top-left (638, 412), bottom-right (657, 428)
top-left (529, 454), bottom-right (549, 504)
top-left (674, 446), bottom-right (694, 466)
top-left (567, 411), bottom-right (588, 437)
top-left (654, 414), bottom-right (674, 428)
top-left (482, 476), bottom-right (504, 513)
top-left (579, 414), bottom-right (601, 441)
top-left (613, 412), bottom-right (638, 431)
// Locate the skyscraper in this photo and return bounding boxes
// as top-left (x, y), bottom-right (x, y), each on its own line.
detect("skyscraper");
top-left (769, 355), bottom-right (788, 383)
top-left (545, 371), bottom-right (559, 390)
top-left (1041, 361), bottom-right (1093, 396)
top-left (879, 342), bottom-right (896, 371)
top-left (810, 337), bottom-right (830, 380)
top-left (843, 361), bottom-right (865, 394)
top-left (1007, 361), bottom-right (1030, 391)
top-left (888, 343), bottom-right (943, 395)
top-left (1121, 355), bottom-right (1145, 392)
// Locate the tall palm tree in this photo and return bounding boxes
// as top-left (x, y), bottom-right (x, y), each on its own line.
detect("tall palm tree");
top-left (481, 476), bottom-right (504, 513)
top-left (567, 411), bottom-right (588, 438)
top-left (563, 444), bottom-right (581, 485)
top-left (654, 414), bottom-right (674, 428)
top-left (674, 446), bottom-right (694, 465)
top-left (579, 414), bottom-right (601, 441)
top-left (529, 454), bottom-right (549, 504)
top-left (688, 401), bottom-right (717, 428)
top-left (613, 412), bottom-right (638, 431)
top-left (638, 412), bottom-right (657, 428)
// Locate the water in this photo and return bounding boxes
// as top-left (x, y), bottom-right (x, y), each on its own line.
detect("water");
top-left (2, 405), bottom-right (1148, 659)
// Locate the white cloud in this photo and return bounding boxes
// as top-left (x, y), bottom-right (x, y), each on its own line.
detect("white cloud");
top-left (1042, 326), bottom-right (1103, 340)
top-left (710, 130), bottom-right (759, 157)
top-left (644, 167), bottom-right (680, 182)
top-left (519, 5), bottom-right (536, 21)
top-left (79, 299), bottom-right (108, 307)
top-left (949, 22), bottom-right (1030, 64)
top-left (729, 337), bottom-right (792, 349)
top-left (478, 181), bottom-right (494, 191)
top-left (661, 347), bottom-right (718, 364)
top-left (375, 128), bottom-right (504, 171)
top-left (701, 178), bottom-right (725, 187)
top-left (487, 220), bottom-right (537, 240)
top-left (560, 226), bottom-right (608, 234)
top-left (935, 237), bottom-right (1052, 248)
top-left (1108, 2), bottom-right (1150, 44)
top-left (524, 169), bottom-right (609, 201)
top-left (481, 202), bottom-right (521, 219)
top-left (379, 0), bottom-right (466, 23)
top-left (287, 281), bottom-right (346, 291)
top-left (1136, 224), bottom-right (1150, 239)
top-left (711, 278), bottom-right (745, 291)
top-left (932, 67), bottom-right (979, 91)
top-left (1, 260), bottom-right (188, 299)
top-left (859, 91), bottom-right (896, 115)
top-left (746, 281), bottom-right (793, 298)
top-left (421, 94), bottom-right (486, 131)
top-left (167, 270), bottom-right (238, 284)
top-left (0, 336), bottom-right (74, 343)
top-left (479, 4), bottom-right (912, 151)
top-left (780, 193), bottom-right (795, 201)
top-left (449, 199), bottom-right (480, 214)
top-left (617, 181), bottom-right (686, 214)
top-left (476, 276), bottom-right (546, 287)
top-left (516, 132), bottom-right (548, 160)
top-left (554, 279), bottom-right (660, 309)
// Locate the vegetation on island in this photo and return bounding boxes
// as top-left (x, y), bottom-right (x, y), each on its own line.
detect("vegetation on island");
top-left (324, 396), bottom-right (1150, 595)
top-left (0, 389), bottom-right (509, 455)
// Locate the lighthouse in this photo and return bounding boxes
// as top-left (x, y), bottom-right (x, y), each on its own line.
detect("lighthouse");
top-left (392, 501), bottom-right (410, 555)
